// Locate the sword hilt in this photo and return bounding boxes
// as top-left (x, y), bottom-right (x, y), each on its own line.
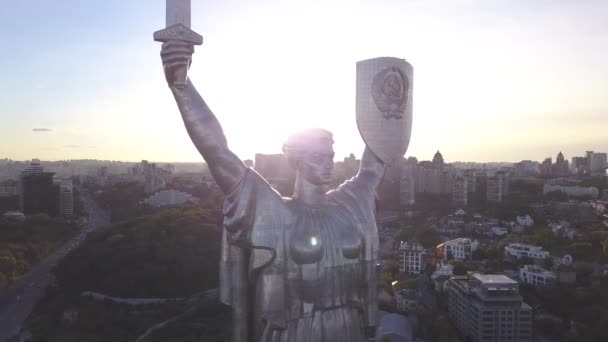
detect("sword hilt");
top-left (154, 23), bottom-right (203, 89)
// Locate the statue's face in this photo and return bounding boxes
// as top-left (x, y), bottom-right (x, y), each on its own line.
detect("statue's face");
top-left (298, 141), bottom-right (335, 186)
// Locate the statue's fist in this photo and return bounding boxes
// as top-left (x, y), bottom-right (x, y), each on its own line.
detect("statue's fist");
top-left (160, 41), bottom-right (194, 88)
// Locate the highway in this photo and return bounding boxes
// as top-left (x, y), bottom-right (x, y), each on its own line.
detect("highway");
top-left (0, 191), bottom-right (109, 342)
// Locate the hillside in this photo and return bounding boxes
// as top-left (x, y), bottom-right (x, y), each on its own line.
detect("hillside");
top-left (21, 204), bottom-right (231, 342)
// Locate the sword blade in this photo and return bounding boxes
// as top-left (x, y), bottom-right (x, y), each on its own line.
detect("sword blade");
top-left (166, 0), bottom-right (190, 28)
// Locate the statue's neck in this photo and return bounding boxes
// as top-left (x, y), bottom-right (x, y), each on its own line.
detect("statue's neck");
top-left (293, 173), bottom-right (327, 206)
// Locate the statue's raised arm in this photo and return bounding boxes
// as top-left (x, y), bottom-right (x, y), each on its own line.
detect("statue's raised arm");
top-left (161, 41), bottom-right (246, 194)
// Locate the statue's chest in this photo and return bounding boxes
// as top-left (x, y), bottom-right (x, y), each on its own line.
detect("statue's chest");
top-left (285, 203), bottom-right (362, 266)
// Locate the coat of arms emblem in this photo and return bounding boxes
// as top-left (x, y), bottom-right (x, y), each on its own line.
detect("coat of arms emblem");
top-left (372, 67), bottom-right (409, 119)
top-left (356, 57), bottom-right (413, 166)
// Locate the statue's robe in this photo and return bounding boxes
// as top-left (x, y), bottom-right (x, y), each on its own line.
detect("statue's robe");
top-left (220, 168), bottom-right (380, 342)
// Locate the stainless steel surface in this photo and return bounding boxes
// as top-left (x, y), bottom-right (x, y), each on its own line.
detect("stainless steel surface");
top-left (356, 57), bottom-right (414, 167)
top-left (162, 34), bottom-right (415, 341)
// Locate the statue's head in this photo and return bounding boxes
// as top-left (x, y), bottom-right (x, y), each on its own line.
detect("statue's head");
top-left (283, 128), bottom-right (335, 186)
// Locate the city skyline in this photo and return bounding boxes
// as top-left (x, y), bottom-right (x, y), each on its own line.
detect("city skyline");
top-left (1, 0), bottom-right (608, 163)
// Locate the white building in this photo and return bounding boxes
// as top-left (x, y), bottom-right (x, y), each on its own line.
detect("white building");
top-left (505, 243), bottom-right (549, 259)
top-left (399, 241), bottom-right (424, 274)
top-left (516, 215), bottom-right (534, 227)
top-left (490, 226), bottom-right (508, 236)
top-left (142, 190), bottom-right (200, 207)
top-left (520, 265), bottom-right (556, 286)
top-left (437, 238), bottom-right (479, 261)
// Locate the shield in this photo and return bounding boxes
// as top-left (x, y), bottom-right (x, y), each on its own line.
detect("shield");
top-left (356, 57), bottom-right (413, 166)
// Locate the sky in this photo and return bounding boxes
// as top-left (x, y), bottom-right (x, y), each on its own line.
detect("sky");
top-left (0, 0), bottom-right (607, 163)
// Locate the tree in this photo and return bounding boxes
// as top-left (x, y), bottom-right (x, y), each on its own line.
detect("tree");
top-left (382, 261), bottom-right (399, 278)
top-left (449, 259), bottom-right (467, 276)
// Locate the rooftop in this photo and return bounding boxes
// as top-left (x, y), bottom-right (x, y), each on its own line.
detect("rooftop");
top-left (472, 273), bottom-right (517, 285)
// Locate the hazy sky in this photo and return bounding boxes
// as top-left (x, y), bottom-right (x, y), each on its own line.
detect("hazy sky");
top-left (1, 0), bottom-right (607, 163)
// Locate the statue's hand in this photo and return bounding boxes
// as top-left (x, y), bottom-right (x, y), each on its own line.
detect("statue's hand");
top-left (160, 40), bottom-right (194, 87)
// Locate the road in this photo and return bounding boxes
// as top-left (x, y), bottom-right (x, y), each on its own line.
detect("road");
top-left (0, 191), bottom-right (109, 342)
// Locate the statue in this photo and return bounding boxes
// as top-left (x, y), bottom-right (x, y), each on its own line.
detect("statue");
top-left (158, 9), bottom-right (413, 341)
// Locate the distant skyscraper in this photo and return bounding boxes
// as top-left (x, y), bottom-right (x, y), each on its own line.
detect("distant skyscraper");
top-left (589, 152), bottom-right (607, 175)
top-left (486, 175), bottom-right (503, 203)
top-left (21, 172), bottom-right (59, 216)
top-left (400, 157), bottom-right (416, 206)
top-left (18, 159), bottom-right (44, 210)
top-left (464, 169), bottom-right (478, 193)
top-left (452, 175), bottom-right (468, 206)
top-left (540, 158), bottom-right (552, 177)
top-left (58, 179), bottom-right (74, 217)
top-left (447, 273), bottom-right (533, 342)
top-left (432, 150), bottom-right (445, 170)
top-left (552, 152), bottom-right (569, 177)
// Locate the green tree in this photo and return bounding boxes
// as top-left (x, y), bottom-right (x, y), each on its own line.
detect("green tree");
top-left (449, 259), bottom-right (467, 276)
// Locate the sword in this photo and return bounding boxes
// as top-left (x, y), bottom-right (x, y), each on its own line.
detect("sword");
top-left (154, 0), bottom-right (203, 88)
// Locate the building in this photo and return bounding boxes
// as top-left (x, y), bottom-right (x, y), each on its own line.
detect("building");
top-left (0, 184), bottom-right (18, 197)
top-left (21, 172), bottom-right (59, 216)
top-left (588, 151), bottom-right (607, 175)
top-left (552, 152), bottom-right (569, 177)
top-left (540, 158), bottom-right (552, 177)
top-left (452, 176), bottom-right (468, 206)
top-left (571, 156), bottom-right (588, 175)
top-left (486, 175), bottom-right (503, 203)
top-left (464, 169), bottom-right (478, 193)
top-left (142, 190), bottom-right (200, 207)
top-left (58, 179), bottom-right (74, 217)
top-left (394, 289), bottom-right (418, 313)
top-left (447, 273), bottom-right (533, 342)
top-left (399, 241), bottom-right (424, 274)
top-left (400, 157), bottom-right (416, 206)
top-left (437, 238), bottom-right (479, 261)
top-left (18, 159), bottom-right (44, 210)
top-left (543, 184), bottom-right (599, 198)
top-left (376, 312), bottom-right (414, 342)
top-left (520, 265), bottom-right (556, 286)
top-left (514, 160), bottom-right (540, 176)
top-left (505, 243), bottom-right (549, 259)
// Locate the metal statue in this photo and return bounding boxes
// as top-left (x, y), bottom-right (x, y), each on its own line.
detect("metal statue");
top-left (157, 5), bottom-right (413, 340)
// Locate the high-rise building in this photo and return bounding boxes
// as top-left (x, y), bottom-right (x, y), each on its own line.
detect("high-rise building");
top-left (589, 152), bottom-right (607, 175)
top-left (398, 241), bottom-right (424, 274)
top-left (496, 171), bottom-right (510, 196)
top-left (447, 273), bottom-right (533, 342)
top-left (18, 159), bottom-right (44, 210)
top-left (571, 156), bottom-right (587, 175)
top-left (400, 157), bottom-right (416, 206)
top-left (540, 158), bottom-right (552, 177)
top-left (21, 172), bottom-right (59, 216)
top-left (58, 179), bottom-right (74, 217)
top-left (552, 152), bottom-right (569, 177)
top-left (486, 175), bottom-right (503, 203)
top-left (464, 169), bottom-right (478, 193)
top-left (452, 176), bottom-right (468, 206)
